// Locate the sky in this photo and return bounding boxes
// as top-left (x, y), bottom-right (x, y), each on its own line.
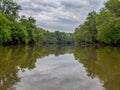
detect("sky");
top-left (14, 0), bottom-right (107, 32)
top-left (16, 54), bottom-right (104, 90)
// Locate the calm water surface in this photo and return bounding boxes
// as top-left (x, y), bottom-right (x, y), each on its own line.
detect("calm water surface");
top-left (0, 45), bottom-right (120, 90)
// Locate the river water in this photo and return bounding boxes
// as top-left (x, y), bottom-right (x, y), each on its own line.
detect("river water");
top-left (0, 45), bottom-right (120, 90)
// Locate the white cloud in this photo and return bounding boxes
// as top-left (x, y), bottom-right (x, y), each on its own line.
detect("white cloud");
top-left (16, 54), bottom-right (104, 90)
top-left (14, 0), bottom-right (107, 32)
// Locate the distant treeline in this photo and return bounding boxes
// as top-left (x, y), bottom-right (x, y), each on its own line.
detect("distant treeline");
top-left (0, 0), bottom-right (74, 45)
top-left (74, 0), bottom-right (120, 45)
top-left (1, 0), bottom-right (120, 46)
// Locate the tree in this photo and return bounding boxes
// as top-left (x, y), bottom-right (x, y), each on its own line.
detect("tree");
top-left (105, 0), bottom-right (120, 17)
top-left (10, 22), bottom-right (28, 44)
top-left (20, 16), bottom-right (37, 43)
top-left (0, 13), bottom-right (12, 44)
top-left (0, 0), bottom-right (21, 20)
top-left (74, 11), bottom-right (97, 44)
top-left (96, 9), bottom-right (120, 44)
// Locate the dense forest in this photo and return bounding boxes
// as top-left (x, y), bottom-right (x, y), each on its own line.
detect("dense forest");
top-left (0, 0), bottom-right (74, 45)
top-left (74, 0), bottom-right (120, 45)
top-left (0, 0), bottom-right (120, 45)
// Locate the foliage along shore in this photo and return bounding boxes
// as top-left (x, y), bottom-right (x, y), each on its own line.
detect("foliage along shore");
top-left (74, 0), bottom-right (120, 46)
top-left (0, 0), bottom-right (120, 46)
top-left (0, 0), bottom-right (74, 45)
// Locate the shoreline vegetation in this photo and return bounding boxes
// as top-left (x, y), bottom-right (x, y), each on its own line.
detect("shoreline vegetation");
top-left (0, 0), bottom-right (120, 46)
top-left (0, 0), bottom-right (74, 45)
top-left (74, 0), bottom-right (120, 46)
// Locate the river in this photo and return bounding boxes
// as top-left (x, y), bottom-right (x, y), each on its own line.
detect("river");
top-left (0, 45), bottom-right (120, 90)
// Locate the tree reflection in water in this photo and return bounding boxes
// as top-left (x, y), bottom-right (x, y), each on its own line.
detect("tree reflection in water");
top-left (0, 45), bottom-right (73, 90)
top-left (0, 45), bottom-right (120, 90)
top-left (74, 46), bottom-right (120, 90)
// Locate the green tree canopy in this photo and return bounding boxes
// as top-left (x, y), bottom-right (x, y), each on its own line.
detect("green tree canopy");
top-left (0, 0), bottom-right (21, 20)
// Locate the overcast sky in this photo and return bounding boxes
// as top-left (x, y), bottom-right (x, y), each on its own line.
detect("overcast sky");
top-left (15, 0), bottom-right (107, 32)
